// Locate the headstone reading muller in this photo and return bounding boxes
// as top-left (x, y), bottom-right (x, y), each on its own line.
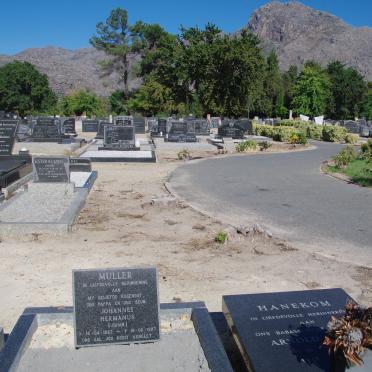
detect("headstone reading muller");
top-left (73, 267), bottom-right (160, 348)
top-left (33, 157), bottom-right (70, 183)
top-left (223, 288), bottom-right (352, 372)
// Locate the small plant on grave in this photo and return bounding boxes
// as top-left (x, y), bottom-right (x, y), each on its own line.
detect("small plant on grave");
top-left (332, 146), bottom-right (357, 169)
top-left (214, 231), bottom-right (228, 244)
top-left (323, 300), bottom-right (372, 368)
top-left (258, 141), bottom-right (272, 151)
top-left (236, 140), bottom-right (257, 152)
top-left (177, 148), bottom-right (191, 161)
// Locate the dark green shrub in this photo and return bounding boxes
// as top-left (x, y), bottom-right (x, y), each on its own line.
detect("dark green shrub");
top-left (253, 124), bottom-right (275, 138)
top-left (361, 139), bottom-right (372, 161)
top-left (306, 125), bottom-right (323, 140)
top-left (272, 127), bottom-right (296, 142)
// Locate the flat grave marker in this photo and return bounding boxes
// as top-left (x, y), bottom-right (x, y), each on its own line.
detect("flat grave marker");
top-left (73, 267), bottom-right (159, 347)
top-left (33, 157), bottom-right (70, 183)
top-left (223, 288), bottom-right (352, 372)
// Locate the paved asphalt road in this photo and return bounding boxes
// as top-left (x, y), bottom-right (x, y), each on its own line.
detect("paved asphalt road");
top-left (169, 142), bottom-right (372, 266)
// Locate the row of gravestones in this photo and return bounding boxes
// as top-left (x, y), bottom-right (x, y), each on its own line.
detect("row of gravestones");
top-left (0, 265), bottom-right (362, 372)
top-left (13, 117), bottom-right (77, 142)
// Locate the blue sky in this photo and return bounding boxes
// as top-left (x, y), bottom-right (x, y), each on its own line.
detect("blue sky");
top-left (1, 0), bottom-right (371, 55)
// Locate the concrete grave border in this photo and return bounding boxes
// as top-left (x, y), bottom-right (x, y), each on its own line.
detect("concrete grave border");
top-left (0, 303), bottom-right (233, 372)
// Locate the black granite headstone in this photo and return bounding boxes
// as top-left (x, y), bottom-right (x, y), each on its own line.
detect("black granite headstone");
top-left (218, 120), bottom-right (245, 139)
top-left (33, 157), bottom-right (70, 183)
top-left (167, 121), bottom-right (197, 142)
top-left (0, 120), bottom-right (18, 155)
top-left (82, 119), bottom-right (99, 133)
top-left (102, 125), bottom-right (136, 150)
top-left (30, 118), bottom-right (62, 142)
top-left (61, 118), bottom-right (76, 134)
top-left (158, 118), bottom-right (167, 135)
top-left (73, 267), bottom-right (159, 347)
top-left (223, 288), bottom-right (352, 372)
top-left (194, 119), bottom-right (210, 135)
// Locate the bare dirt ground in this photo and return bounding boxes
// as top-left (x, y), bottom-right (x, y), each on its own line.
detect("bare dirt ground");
top-left (1, 142), bottom-right (371, 333)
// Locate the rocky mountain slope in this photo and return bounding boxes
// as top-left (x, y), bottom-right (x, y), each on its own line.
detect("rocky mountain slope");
top-left (0, 1), bottom-right (371, 97)
top-left (246, 1), bottom-right (372, 79)
top-left (0, 47), bottom-right (141, 97)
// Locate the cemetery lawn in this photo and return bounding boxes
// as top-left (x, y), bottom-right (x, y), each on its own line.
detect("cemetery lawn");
top-left (327, 159), bottom-right (372, 187)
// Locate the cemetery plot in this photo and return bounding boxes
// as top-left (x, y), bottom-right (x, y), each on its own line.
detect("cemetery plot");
top-left (223, 288), bottom-right (355, 372)
top-left (33, 157), bottom-right (70, 183)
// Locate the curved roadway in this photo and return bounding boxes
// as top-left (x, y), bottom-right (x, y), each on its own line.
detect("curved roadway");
top-left (169, 142), bottom-right (372, 266)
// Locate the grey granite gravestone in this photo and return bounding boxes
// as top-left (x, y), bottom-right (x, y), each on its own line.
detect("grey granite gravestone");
top-left (73, 267), bottom-right (159, 347)
top-left (33, 157), bottom-right (70, 183)
top-left (133, 116), bottom-right (146, 134)
top-left (30, 118), bottom-right (63, 142)
top-left (223, 288), bottom-right (352, 372)
top-left (95, 121), bottom-right (111, 139)
top-left (82, 119), bottom-right (99, 133)
top-left (101, 125), bottom-right (136, 150)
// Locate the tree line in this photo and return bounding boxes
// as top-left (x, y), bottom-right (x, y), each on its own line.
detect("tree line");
top-left (0, 7), bottom-right (371, 120)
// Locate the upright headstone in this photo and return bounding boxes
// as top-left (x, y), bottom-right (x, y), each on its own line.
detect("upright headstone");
top-left (96, 121), bottom-right (112, 139)
top-left (193, 119), bottom-right (210, 135)
top-left (73, 267), bottom-right (159, 347)
top-left (0, 120), bottom-right (19, 155)
top-left (102, 125), bottom-right (136, 150)
top-left (33, 157), bottom-right (70, 183)
top-left (115, 116), bottom-right (133, 126)
top-left (30, 117), bottom-right (63, 142)
top-left (158, 118), bottom-right (167, 135)
top-left (344, 120), bottom-right (360, 134)
top-left (61, 118), bottom-right (76, 135)
top-left (210, 117), bottom-right (221, 128)
top-left (218, 120), bottom-right (245, 139)
top-left (300, 114), bottom-right (310, 122)
top-left (133, 116), bottom-right (146, 134)
top-left (223, 288), bottom-right (352, 372)
top-left (148, 118), bottom-right (158, 135)
top-left (236, 119), bottom-right (253, 134)
top-left (167, 121), bottom-right (197, 142)
top-left (314, 116), bottom-right (324, 125)
top-left (82, 119), bottom-right (99, 133)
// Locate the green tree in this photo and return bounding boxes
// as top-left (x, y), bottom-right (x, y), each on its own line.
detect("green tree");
top-left (362, 83), bottom-right (372, 119)
top-left (282, 65), bottom-right (298, 110)
top-left (90, 8), bottom-right (141, 98)
top-left (109, 90), bottom-right (128, 114)
top-left (326, 61), bottom-right (367, 119)
top-left (0, 61), bottom-right (56, 116)
top-left (59, 90), bottom-right (108, 117)
top-left (292, 64), bottom-right (331, 117)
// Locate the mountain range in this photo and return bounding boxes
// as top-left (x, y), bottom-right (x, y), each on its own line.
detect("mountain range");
top-left (0, 1), bottom-right (371, 97)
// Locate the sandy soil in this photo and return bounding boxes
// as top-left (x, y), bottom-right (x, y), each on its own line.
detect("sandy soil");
top-left (0, 144), bottom-right (371, 334)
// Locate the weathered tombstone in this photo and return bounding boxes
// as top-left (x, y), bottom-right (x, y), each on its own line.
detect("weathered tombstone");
top-left (223, 288), bottom-right (352, 372)
top-left (314, 116), bottom-right (324, 125)
top-left (344, 120), bottom-right (360, 134)
top-left (16, 122), bottom-right (31, 141)
top-left (115, 116), bottom-right (133, 126)
top-left (61, 118), bottom-right (76, 135)
top-left (194, 119), bottom-right (210, 135)
top-left (133, 116), bottom-right (146, 134)
top-left (218, 120), bottom-right (245, 139)
top-left (167, 121), bottom-right (197, 142)
top-left (102, 125), bottom-right (137, 150)
top-left (82, 119), bottom-right (99, 133)
top-left (158, 118), bottom-right (167, 135)
top-left (69, 158), bottom-right (92, 172)
top-left (0, 120), bottom-right (19, 155)
top-left (73, 267), bottom-right (159, 347)
top-left (30, 117), bottom-right (63, 142)
top-left (33, 157), bottom-right (70, 183)
top-left (148, 118), bottom-right (158, 134)
top-left (96, 121), bottom-right (112, 139)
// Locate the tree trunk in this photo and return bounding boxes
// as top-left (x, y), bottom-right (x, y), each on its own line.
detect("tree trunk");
top-left (123, 54), bottom-right (129, 99)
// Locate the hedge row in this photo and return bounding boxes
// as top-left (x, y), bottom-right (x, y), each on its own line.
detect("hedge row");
top-left (253, 123), bottom-right (353, 143)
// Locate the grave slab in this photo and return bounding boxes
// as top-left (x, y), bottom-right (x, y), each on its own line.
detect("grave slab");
top-left (222, 288), bottom-right (364, 372)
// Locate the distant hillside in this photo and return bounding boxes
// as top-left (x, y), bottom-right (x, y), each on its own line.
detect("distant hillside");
top-left (246, 1), bottom-right (372, 80)
top-left (0, 2), bottom-right (371, 97)
top-left (0, 47), bottom-right (141, 97)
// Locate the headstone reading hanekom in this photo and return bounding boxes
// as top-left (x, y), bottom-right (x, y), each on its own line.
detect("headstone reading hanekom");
top-left (73, 267), bottom-right (159, 347)
top-left (223, 288), bottom-right (351, 372)
top-left (33, 157), bottom-right (70, 183)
